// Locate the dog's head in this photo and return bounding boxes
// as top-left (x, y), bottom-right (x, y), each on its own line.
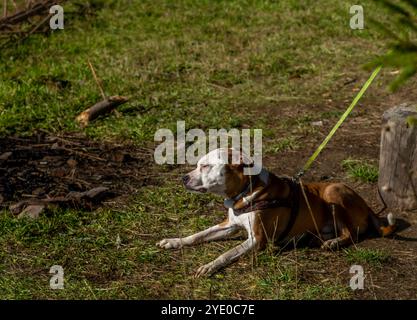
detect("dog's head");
top-left (182, 148), bottom-right (254, 198)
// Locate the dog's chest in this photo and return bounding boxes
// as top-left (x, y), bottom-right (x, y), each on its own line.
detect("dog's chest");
top-left (228, 208), bottom-right (256, 233)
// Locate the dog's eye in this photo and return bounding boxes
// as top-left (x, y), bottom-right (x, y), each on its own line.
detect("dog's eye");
top-left (200, 164), bottom-right (209, 170)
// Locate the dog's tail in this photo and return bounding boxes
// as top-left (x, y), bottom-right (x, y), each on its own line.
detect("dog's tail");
top-left (369, 209), bottom-right (396, 237)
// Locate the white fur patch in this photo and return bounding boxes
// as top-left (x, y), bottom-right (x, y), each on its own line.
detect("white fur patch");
top-left (387, 212), bottom-right (396, 226)
top-left (228, 208), bottom-right (256, 242)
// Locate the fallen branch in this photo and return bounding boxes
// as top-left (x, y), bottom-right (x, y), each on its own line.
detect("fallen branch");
top-left (76, 95), bottom-right (129, 127)
top-left (0, 0), bottom-right (67, 48)
top-left (17, 11), bottom-right (51, 44)
top-left (10, 186), bottom-right (116, 217)
top-left (0, 0), bottom-right (53, 28)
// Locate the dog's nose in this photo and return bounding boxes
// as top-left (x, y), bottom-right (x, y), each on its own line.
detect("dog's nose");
top-left (182, 175), bottom-right (190, 185)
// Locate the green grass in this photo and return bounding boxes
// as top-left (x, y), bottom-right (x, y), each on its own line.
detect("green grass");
top-left (320, 110), bottom-right (344, 119)
top-left (0, 0), bottom-right (390, 141)
top-left (254, 250), bottom-right (351, 299)
top-left (341, 159), bottom-right (379, 183)
top-left (0, 0), bottom-right (402, 299)
top-left (344, 247), bottom-right (391, 266)
top-left (265, 136), bottom-right (299, 154)
top-left (0, 180), bottom-right (356, 299)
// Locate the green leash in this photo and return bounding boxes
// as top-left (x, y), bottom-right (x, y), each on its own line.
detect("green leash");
top-left (296, 65), bottom-right (382, 178)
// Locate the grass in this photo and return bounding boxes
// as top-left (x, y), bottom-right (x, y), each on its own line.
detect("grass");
top-left (344, 248), bottom-right (391, 266)
top-left (0, 0), bottom-right (390, 140)
top-left (341, 159), bottom-right (379, 183)
top-left (0, 179), bottom-right (358, 300)
top-left (0, 0), bottom-right (404, 299)
top-left (264, 136), bottom-right (299, 154)
top-left (255, 249), bottom-right (351, 299)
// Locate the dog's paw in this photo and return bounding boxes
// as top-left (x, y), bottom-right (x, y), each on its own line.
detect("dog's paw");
top-left (194, 261), bottom-right (220, 278)
top-left (156, 238), bottom-right (184, 249)
top-left (320, 239), bottom-right (340, 250)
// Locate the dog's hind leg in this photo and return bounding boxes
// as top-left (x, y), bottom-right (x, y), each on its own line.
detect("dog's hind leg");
top-left (321, 226), bottom-right (352, 250)
top-left (369, 210), bottom-right (396, 237)
top-left (157, 218), bottom-right (240, 250)
top-left (320, 204), bottom-right (352, 250)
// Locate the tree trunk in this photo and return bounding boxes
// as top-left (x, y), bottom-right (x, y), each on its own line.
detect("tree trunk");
top-left (379, 103), bottom-right (417, 211)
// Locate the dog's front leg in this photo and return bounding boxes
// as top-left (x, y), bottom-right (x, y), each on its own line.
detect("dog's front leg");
top-left (157, 220), bottom-right (239, 250)
top-left (194, 237), bottom-right (257, 277)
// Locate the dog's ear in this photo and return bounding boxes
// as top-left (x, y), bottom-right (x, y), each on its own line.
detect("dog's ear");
top-left (228, 149), bottom-right (253, 168)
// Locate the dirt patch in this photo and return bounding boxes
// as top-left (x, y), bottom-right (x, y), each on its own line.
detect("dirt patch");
top-left (0, 132), bottom-right (159, 213)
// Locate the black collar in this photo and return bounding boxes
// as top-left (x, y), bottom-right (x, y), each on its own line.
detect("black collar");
top-left (223, 168), bottom-right (269, 209)
top-left (223, 179), bottom-right (253, 209)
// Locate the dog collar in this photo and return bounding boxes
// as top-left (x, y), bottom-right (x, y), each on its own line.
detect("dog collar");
top-left (223, 168), bottom-right (269, 209)
top-left (223, 185), bottom-right (251, 209)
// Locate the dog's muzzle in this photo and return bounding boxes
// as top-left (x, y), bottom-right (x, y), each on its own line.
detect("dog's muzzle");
top-left (182, 174), bottom-right (207, 193)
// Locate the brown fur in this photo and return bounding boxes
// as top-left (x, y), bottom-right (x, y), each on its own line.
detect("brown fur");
top-left (228, 170), bottom-right (395, 250)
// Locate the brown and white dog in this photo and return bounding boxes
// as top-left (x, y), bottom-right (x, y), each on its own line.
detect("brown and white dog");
top-left (157, 148), bottom-right (396, 277)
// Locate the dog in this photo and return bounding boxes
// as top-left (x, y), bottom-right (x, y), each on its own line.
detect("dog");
top-left (157, 148), bottom-right (396, 277)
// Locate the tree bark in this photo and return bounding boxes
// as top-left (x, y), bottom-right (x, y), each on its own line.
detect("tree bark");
top-left (379, 103), bottom-right (417, 211)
